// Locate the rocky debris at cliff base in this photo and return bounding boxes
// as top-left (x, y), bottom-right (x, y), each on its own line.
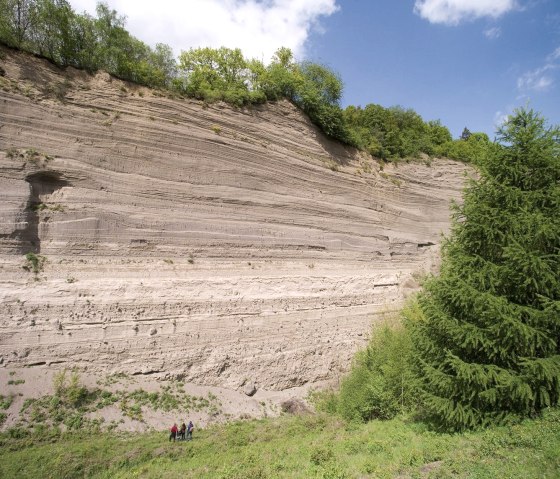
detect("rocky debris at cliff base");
top-left (0, 367), bottom-right (321, 432)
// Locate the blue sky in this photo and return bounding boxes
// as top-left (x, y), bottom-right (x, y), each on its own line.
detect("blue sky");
top-left (305, 0), bottom-right (560, 137)
top-left (69, 0), bottom-right (559, 138)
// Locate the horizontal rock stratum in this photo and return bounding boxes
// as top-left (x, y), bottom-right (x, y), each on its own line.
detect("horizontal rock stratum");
top-left (0, 47), bottom-right (470, 392)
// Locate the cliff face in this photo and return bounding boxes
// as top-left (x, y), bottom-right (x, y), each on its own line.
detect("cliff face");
top-left (0, 47), bottom-right (470, 391)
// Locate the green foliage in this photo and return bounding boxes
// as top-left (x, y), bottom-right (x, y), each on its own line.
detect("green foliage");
top-left (0, 0), bottom-right (37, 49)
top-left (343, 104), bottom-right (453, 160)
top-left (437, 131), bottom-right (492, 164)
top-left (117, 385), bottom-right (219, 420)
top-left (15, 372), bottom-right (221, 430)
top-left (7, 379), bottom-right (25, 385)
top-left (21, 370), bottom-right (101, 431)
top-left (0, 1), bottom-right (176, 86)
top-left (322, 319), bottom-right (418, 422)
top-left (0, 395), bottom-right (14, 409)
top-left (0, 3), bottom-right (465, 156)
top-left (176, 47), bottom-right (351, 142)
top-left (23, 252), bottom-right (45, 274)
top-left (1, 408), bottom-right (559, 478)
top-left (410, 108), bottom-right (560, 431)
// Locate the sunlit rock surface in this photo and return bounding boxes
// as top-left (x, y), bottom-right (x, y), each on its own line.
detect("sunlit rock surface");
top-left (0, 47), bottom-right (470, 391)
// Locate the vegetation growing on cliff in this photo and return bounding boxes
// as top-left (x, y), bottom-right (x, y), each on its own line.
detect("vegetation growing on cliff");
top-left (324, 108), bottom-right (560, 431)
top-left (411, 108), bottom-right (560, 430)
top-left (0, 0), bottom-right (487, 161)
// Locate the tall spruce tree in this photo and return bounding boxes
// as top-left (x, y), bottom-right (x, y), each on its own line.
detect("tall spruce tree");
top-left (411, 108), bottom-right (560, 430)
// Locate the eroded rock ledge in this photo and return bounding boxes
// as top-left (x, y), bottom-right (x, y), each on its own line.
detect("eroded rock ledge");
top-left (0, 47), bottom-right (471, 392)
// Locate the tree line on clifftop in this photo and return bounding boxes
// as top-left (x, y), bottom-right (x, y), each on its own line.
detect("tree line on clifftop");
top-left (1, 0), bottom-right (490, 162)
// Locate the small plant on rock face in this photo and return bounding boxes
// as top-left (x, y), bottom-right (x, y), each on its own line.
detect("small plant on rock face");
top-left (1, 395), bottom-right (14, 409)
top-left (31, 203), bottom-right (48, 211)
top-left (25, 148), bottom-right (40, 161)
top-left (23, 252), bottom-right (45, 274)
top-left (7, 379), bottom-right (25, 385)
top-left (326, 160), bottom-right (339, 171)
top-left (211, 124), bottom-right (221, 134)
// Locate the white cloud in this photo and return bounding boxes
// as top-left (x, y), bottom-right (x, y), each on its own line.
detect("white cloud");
top-left (68, 0), bottom-right (339, 61)
top-left (484, 26), bottom-right (501, 39)
top-left (494, 110), bottom-right (510, 128)
top-left (517, 46), bottom-right (560, 93)
top-left (414, 0), bottom-right (517, 25)
top-left (546, 46), bottom-right (560, 61)
top-left (517, 64), bottom-right (556, 92)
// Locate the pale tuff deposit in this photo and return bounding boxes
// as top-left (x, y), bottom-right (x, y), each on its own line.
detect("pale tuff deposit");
top-left (0, 47), bottom-right (470, 424)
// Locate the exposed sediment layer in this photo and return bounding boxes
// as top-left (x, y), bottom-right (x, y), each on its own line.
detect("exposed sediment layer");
top-left (0, 47), bottom-right (471, 391)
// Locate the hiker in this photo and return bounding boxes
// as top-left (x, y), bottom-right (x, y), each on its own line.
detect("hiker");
top-left (169, 423), bottom-right (178, 442)
top-left (186, 420), bottom-right (194, 440)
top-left (179, 422), bottom-right (186, 440)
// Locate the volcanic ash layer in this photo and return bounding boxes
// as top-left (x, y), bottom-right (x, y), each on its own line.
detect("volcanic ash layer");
top-left (0, 47), bottom-right (470, 392)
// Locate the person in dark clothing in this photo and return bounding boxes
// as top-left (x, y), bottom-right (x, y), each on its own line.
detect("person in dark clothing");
top-left (179, 422), bottom-right (186, 440)
top-left (186, 421), bottom-right (194, 440)
top-left (169, 423), bottom-right (178, 442)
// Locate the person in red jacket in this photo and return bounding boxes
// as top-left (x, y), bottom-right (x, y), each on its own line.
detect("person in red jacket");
top-left (169, 423), bottom-right (178, 442)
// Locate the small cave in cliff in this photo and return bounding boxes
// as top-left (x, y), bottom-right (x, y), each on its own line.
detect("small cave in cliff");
top-left (26, 171), bottom-right (69, 198)
top-left (17, 170), bottom-right (70, 254)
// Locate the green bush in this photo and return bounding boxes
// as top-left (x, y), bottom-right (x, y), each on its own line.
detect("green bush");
top-left (23, 252), bottom-right (45, 274)
top-left (436, 132), bottom-right (492, 164)
top-left (335, 319), bottom-right (418, 422)
top-left (0, 395), bottom-right (13, 409)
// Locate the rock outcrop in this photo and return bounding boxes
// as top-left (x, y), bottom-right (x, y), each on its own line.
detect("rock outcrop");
top-left (0, 47), bottom-right (471, 391)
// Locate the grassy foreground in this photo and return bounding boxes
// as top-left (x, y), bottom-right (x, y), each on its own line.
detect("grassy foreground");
top-left (1, 409), bottom-right (559, 479)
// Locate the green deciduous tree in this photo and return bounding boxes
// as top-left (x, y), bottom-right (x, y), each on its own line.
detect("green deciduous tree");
top-left (437, 131), bottom-right (491, 164)
top-left (31, 0), bottom-right (75, 65)
top-left (0, 0), bottom-right (37, 48)
top-left (177, 46), bottom-right (250, 103)
top-left (410, 108), bottom-right (560, 430)
top-left (342, 103), bottom-right (452, 159)
top-left (260, 48), bottom-right (299, 101)
top-left (292, 61), bottom-right (349, 140)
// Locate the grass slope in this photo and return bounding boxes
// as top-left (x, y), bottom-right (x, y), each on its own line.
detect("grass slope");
top-left (1, 409), bottom-right (559, 479)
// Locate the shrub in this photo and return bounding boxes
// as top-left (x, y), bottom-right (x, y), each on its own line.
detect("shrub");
top-left (336, 318), bottom-right (418, 422)
top-left (24, 252), bottom-right (45, 274)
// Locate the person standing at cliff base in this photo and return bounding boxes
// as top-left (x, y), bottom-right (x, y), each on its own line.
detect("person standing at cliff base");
top-left (169, 423), bottom-right (178, 442)
top-left (186, 421), bottom-right (194, 440)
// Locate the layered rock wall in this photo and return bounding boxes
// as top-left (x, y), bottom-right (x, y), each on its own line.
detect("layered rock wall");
top-left (0, 47), bottom-right (470, 390)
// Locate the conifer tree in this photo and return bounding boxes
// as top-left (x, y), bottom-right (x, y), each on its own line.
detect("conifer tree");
top-left (460, 127), bottom-right (472, 141)
top-left (411, 108), bottom-right (560, 430)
